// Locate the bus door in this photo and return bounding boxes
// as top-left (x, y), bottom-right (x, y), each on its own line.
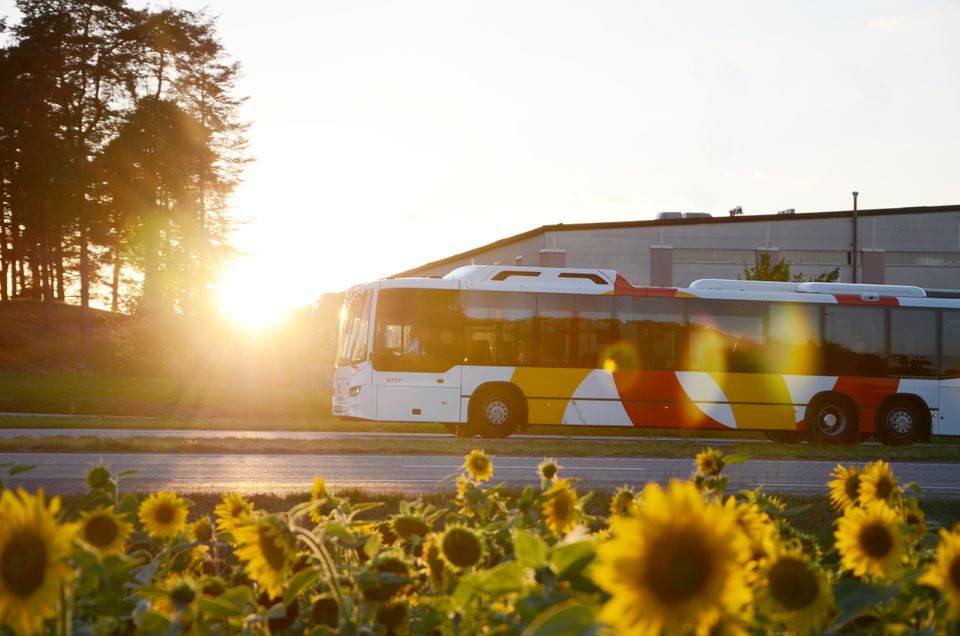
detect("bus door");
top-left (370, 287), bottom-right (464, 423)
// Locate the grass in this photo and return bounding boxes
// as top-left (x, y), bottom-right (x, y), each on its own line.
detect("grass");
top-left (4, 432), bottom-right (960, 461)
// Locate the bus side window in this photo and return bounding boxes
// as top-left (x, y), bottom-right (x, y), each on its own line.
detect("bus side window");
top-left (889, 309), bottom-right (936, 377)
top-left (467, 339), bottom-right (493, 365)
top-left (941, 311), bottom-right (960, 377)
top-left (823, 306), bottom-right (885, 377)
top-left (686, 300), bottom-right (763, 373)
top-left (537, 293), bottom-right (575, 368)
top-left (766, 303), bottom-right (821, 375)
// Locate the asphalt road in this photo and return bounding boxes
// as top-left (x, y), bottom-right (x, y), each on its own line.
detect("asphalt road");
top-left (0, 427), bottom-right (753, 444)
top-left (5, 453), bottom-right (959, 497)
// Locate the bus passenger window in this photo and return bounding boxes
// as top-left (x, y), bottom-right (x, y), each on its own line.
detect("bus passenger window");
top-left (941, 311), bottom-right (960, 377)
top-left (889, 309), bottom-right (935, 376)
top-left (824, 306), bottom-right (885, 377)
top-left (467, 339), bottom-right (493, 365)
top-left (766, 303), bottom-right (821, 375)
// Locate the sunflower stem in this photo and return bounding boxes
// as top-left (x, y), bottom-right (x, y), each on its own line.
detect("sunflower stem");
top-left (294, 526), bottom-right (343, 608)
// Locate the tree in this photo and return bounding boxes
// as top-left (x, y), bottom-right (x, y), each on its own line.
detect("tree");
top-left (743, 252), bottom-right (840, 283)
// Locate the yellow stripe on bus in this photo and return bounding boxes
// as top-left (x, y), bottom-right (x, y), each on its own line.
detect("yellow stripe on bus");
top-left (710, 372), bottom-right (797, 431)
top-left (510, 368), bottom-right (592, 425)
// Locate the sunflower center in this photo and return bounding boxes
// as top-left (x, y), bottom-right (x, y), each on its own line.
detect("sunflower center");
top-left (1, 530), bottom-right (47, 598)
top-left (645, 533), bottom-right (713, 605)
top-left (845, 474), bottom-right (861, 502)
top-left (154, 502), bottom-right (176, 525)
top-left (442, 529), bottom-right (482, 568)
top-left (768, 557), bottom-right (819, 610)
top-left (552, 493), bottom-right (572, 521)
top-left (258, 527), bottom-right (288, 571)
top-left (859, 522), bottom-right (893, 557)
top-left (85, 515), bottom-right (120, 547)
top-left (949, 556), bottom-right (960, 590)
top-left (875, 477), bottom-right (893, 501)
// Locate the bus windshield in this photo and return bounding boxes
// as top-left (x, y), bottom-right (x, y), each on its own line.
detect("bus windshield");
top-left (337, 289), bottom-right (372, 365)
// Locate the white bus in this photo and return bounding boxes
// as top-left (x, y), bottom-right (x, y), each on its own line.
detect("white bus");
top-left (332, 265), bottom-right (960, 445)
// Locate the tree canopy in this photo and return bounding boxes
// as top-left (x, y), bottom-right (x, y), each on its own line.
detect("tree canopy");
top-left (0, 0), bottom-right (247, 317)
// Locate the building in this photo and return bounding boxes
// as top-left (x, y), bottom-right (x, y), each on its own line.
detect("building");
top-left (393, 204), bottom-right (960, 289)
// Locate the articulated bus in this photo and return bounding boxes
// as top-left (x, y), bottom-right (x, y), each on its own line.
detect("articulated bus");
top-left (332, 265), bottom-right (960, 445)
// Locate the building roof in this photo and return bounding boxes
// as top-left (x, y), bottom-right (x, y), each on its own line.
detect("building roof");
top-left (392, 203), bottom-right (960, 278)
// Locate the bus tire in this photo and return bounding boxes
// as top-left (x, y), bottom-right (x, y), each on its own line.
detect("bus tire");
top-left (443, 422), bottom-right (477, 438)
top-left (878, 399), bottom-right (924, 446)
top-left (469, 384), bottom-right (524, 439)
top-left (763, 430), bottom-right (804, 444)
top-left (807, 395), bottom-right (858, 445)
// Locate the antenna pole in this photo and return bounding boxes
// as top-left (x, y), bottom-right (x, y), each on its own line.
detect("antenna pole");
top-left (851, 191), bottom-right (859, 283)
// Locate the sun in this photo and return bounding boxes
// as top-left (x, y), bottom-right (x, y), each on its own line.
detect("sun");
top-left (215, 256), bottom-right (303, 329)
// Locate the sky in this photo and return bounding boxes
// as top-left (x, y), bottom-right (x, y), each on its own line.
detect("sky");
top-left (3, 1), bottom-right (960, 317)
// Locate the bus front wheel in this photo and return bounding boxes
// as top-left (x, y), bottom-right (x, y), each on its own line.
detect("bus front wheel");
top-left (807, 396), bottom-right (858, 445)
top-left (878, 400), bottom-right (923, 446)
top-left (469, 384), bottom-right (524, 439)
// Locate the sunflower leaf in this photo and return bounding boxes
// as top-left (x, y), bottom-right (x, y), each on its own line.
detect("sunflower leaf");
top-left (513, 529), bottom-right (549, 569)
top-left (722, 454), bottom-right (750, 466)
top-left (284, 567), bottom-right (320, 606)
top-left (831, 579), bottom-right (899, 628)
top-left (198, 595), bottom-right (245, 618)
top-left (550, 540), bottom-right (596, 580)
top-left (9, 463), bottom-right (36, 476)
top-left (520, 600), bottom-right (602, 636)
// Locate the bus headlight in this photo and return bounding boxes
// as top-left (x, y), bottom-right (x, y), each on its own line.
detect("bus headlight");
top-left (349, 386), bottom-right (361, 398)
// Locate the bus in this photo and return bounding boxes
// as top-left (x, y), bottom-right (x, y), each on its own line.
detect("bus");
top-left (332, 265), bottom-right (960, 445)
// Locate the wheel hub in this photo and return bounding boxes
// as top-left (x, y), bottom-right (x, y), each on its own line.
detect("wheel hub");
top-left (888, 408), bottom-right (914, 436)
top-left (482, 399), bottom-right (509, 427)
top-left (819, 407), bottom-right (845, 436)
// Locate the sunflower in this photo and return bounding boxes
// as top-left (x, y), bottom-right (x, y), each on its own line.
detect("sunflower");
top-left (835, 501), bottom-right (905, 580)
top-left (919, 528), bottom-right (960, 618)
top-left (463, 449), bottom-right (493, 482)
top-left (190, 516), bottom-right (214, 543)
top-left (538, 458), bottom-right (560, 487)
top-left (421, 533), bottom-right (446, 587)
top-left (139, 491), bottom-right (189, 540)
top-left (858, 460), bottom-right (899, 507)
top-left (695, 448), bottom-right (725, 477)
top-left (902, 497), bottom-right (927, 545)
top-left (593, 481), bottom-right (752, 636)
top-left (0, 489), bottom-right (77, 636)
top-left (439, 525), bottom-right (483, 571)
top-left (724, 497), bottom-right (777, 563)
top-left (78, 506), bottom-right (133, 554)
top-left (392, 515), bottom-right (431, 542)
top-left (308, 477), bottom-right (332, 524)
top-left (609, 485), bottom-right (637, 518)
top-left (542, 479), bottom-right (580, 537)
top-left (827, 464), bottom-right (861, 512)
top-left (756, 544), bottom-right (834, 635)
top-left (214, 492), bottom-right (254, 532)
top-left (232, 515), bottom-right (297, 599)
top-left (85, 464), bottom-right (112, 490)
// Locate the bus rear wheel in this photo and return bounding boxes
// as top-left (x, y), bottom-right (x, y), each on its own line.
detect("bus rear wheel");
top-left (807, 396), bottom-right (858, 445)
top-left (878, 400), bottom-right (923, 446)
top-left (469, 384), bottom-right (524, 439)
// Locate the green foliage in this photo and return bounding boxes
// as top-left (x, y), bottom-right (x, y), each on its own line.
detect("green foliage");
top-left (1, 453), bottom-right (958, 634)
top-left (744, 252), bottom-right (841, 282)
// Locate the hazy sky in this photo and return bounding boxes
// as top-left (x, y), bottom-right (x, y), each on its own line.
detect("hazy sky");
top-left (3, 1), bottom-right (960, 311)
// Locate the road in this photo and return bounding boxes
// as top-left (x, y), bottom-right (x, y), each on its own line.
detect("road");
top-left (5, 453), bottom-right (959, 497)
top-left (0, 427), bottom-right (757, 444)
